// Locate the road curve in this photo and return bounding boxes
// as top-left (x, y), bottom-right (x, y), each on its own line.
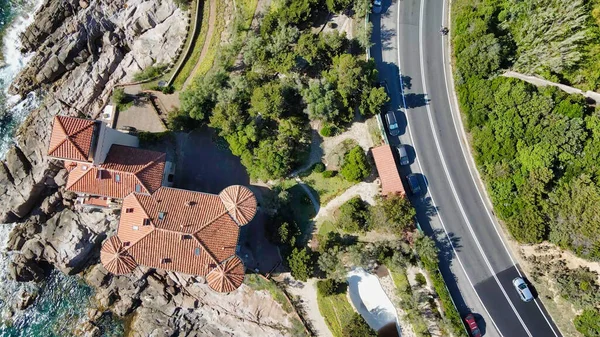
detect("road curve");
top-left (371, 0), bottom-right (563, 336)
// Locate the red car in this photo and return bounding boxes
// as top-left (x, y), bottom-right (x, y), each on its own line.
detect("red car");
top-left (464, 314), bottom-right (482, 337)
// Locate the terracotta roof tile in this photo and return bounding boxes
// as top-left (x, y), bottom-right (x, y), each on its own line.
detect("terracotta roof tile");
top-left (206, 256), bottom-right (245, 293)
top-left (219, 185), bottom-right (257, 226)
top-left (101, 186), bottom-right (258, 292)
top-left (371, 145), bottom-right (406, 196)
top-left (100, 236), bottom-right (138, 274)
top-left (65, 145), bottom-right (165, 199)
top-left (48, 116), bottom-right (96, 162)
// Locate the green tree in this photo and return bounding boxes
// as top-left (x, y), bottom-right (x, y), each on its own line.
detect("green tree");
top-left (336, 196), bottom-right (370, 232)
top-left (303, 79), bottom-right (345, 123)
top-left (340, 146), bottom-right (370, 182)
top-left (359, 85), bottom-right (389, 117)
top-left (415, 232), bottom-right (439, 270)
top-left (342, 313), bottom-right (377, 337)
top-left (575, 308), bottom-right (600, 337)
top-left (318, 246), bottom-right (346, 280)
top-left (287, 247), bottom-right (314, 281)
top-left (369, 194), bottom-right (416, 235)
top-left (249, 82), bottom-right (284, 119)
top-left (181, 69), bottom-right (228, 121)
top-left (113, 87), bottom-right (126, 104)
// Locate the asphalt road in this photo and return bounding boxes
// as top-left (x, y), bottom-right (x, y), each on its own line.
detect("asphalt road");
top-left (371, 1), bottom-right (563, 336)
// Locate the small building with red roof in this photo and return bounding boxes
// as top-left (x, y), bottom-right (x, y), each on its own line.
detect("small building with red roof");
top-left (371, 144), bottom-right (406, 196)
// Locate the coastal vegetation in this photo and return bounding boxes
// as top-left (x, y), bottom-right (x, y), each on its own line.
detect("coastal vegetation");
top-left (453, 0), bottom-right (600, 334)
top-left (132, 64), bottom-right (168, 82)
top-left (176, 0), bottom-right (385, 181)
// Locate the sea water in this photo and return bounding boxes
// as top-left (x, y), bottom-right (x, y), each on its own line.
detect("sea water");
top-left (0, 1), bottom-right (124, 336)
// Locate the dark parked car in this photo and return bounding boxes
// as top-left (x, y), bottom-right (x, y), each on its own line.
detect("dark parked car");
top-left (464, 314), bottom-right (482, 337)
top-left (119, 125), bottom-right (137, 132)
top-left (398, 145), bottom-right (409, 166)
top-left (373, 0), bottom-right (382, 13)
top-left (385, 111), bottom-right (400, 137)
top-left (406, 174), bottom-right (421, 195)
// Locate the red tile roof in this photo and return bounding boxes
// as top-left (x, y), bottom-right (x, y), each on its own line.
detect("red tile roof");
top-left (371, 145), bottom-right (406, 196)
top-left (65, 145), bottom-right (165, 199)
top-left (48, 116), bottom-right (96, 162)
top-left (100, 236), bottom-right (138, 274)
top-left (101, 185), bottom-right (257, 292)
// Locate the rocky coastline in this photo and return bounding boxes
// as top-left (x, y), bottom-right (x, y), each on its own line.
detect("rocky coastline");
top-left (1, 1), bottom-right (296, 336)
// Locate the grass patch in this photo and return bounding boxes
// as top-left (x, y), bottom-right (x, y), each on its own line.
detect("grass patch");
top-left (190, 0), bottom-right (226, 81)
top-left (317, 218), bottom-right (337, 237)
top-left (289, 171), bottom-right (355, 205)
top-left (286, 185), bottom-right (317, 241)
top-left (244, 274), bottom-right (293, 313)
top-left (133, 64), bottom-right (168, 82)
top-left (317, 291), bottom-right (355, 337)
top-left (389, 266), bottom-right (410, 293)
top-left (172, 0), bottom-right (210, 90)
top-left (366, 116), bottom-right (383, 146)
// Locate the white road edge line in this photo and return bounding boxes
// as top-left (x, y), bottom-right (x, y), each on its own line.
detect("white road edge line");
top-left (417, 0), bottom-right (533, 335)
top-left (439, 0), bottom-right (561, 335)
top-left (394, 2), bottom-right (504, 336)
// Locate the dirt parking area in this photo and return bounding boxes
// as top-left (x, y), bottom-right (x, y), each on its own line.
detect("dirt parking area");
top-left (114, 97), bottom-right (166, 133)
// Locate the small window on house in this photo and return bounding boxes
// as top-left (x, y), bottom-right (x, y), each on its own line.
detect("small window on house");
top-left (158, 212), bottom-right (166, 220)
top-left (123, 241), bottom-right (130, 247)
top-left (143, 218), bottom-right (150, 226)
top-left (194, 247), bottom-right (201, 256)
top-left (96, 169), bottom-right (103, 180)
top-left (181, 234), bottom-right (192, 240)
top-left (125, 208), bottom-right (134, 213)
top-left (132, 225), bottom-right (139, 231)
top-left (161, 258), bottom-right (171, 264)
top-left (115, 174), bottom-right (121, 182)
top-left (135, 184), bottom-right (142, 193)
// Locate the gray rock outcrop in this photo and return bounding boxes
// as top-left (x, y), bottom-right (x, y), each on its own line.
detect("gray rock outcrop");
top-left (1, 0), bottom-right (187, 222)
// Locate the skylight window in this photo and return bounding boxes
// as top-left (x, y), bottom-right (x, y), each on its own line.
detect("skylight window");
top-left (158, 212), bottom-right (166, 220)
top-left (194, 247), bottom-right (201, 256)
top-left (115, 174), bottom-right (121, 182)
top-left (135, 184), bottom-right (142, 193)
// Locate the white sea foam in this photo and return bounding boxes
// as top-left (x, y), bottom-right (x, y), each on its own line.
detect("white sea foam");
top-left (0, 0), bottom-right (44, 160)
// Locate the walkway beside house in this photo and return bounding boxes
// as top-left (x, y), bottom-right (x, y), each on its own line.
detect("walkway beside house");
top-left (183, 0), bottom-right (217, 89)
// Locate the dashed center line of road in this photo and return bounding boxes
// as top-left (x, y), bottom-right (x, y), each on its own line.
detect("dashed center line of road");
top-left (393, 2), bottom-right (506, 337)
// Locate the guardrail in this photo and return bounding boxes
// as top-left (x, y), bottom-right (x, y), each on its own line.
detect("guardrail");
top-left (168, 0), bottom-right (204, 87)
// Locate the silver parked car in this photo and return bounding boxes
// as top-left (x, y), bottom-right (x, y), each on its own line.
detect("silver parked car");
top-left (512, 277), bottom-right (534, 302)
top-left (398, 145), bottom-right (409, 166)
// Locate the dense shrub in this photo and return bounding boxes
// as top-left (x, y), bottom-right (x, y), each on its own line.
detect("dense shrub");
top-left (317, 279), bottom-right (346, 297)
top-left (342, 313), bottom-right (377, 337)
top-left (320, 124), bottom-right (334, 137)
top-left (369, 194), bottom-right (416, 235)
top-left (137, 131), bottom-right (172, 145)
top-left (340, 146), bottom-right (370, 182)
top-left (313, 162), bottom-right (326, 173)
top-left (415, 273), bottom-right (426, 286)
top-left (112, 88), bottom-right (126, 105)
top-left (322, 170), bottom-right (337, 178)
top-left (287, 247), bottom-right (314, 281)
top-left (132, 64), bottom-right (167, 82)
top-left (575, 308), bottom-right (600, 337)
top-left (335, 196), bottom-right (370, 232)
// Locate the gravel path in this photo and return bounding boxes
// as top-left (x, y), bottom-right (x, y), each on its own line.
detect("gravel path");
top-left (379, 273), bottom-right (417, 337)
top-left (183, 0), bottom-right (216, 89)
top-left (284, 276), bottom-right (333, 337)
top-left (314, 182), bottom-right (379, 221)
